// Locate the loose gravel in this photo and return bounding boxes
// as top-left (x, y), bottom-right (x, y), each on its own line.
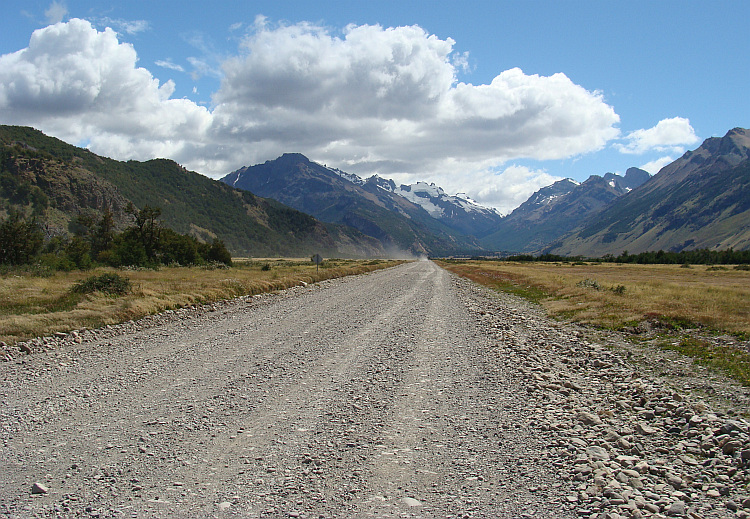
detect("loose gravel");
top-left (1, 261), bottom-right (748, 518)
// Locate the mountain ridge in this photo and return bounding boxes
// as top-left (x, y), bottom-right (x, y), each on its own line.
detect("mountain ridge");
top-left (222, 154), bottom-right (490, 256)
top-left (480, 167), bottom-right (651, 253)
top-left (0, 126), bottom-right (384, 258)
top-left (548, 128), bottom-right (750, 255)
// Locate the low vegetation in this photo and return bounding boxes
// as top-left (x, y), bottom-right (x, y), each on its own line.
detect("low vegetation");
top-left (438, 259), bottom-right (750, 385)
top-left (71, 273), bottom-right (132, 296)
top-left (0, 205), bottom-right (232, 271)
top-left (0, 258), bottom-right (403, 346)
top-left (439, 260), bottom-right (750, 334)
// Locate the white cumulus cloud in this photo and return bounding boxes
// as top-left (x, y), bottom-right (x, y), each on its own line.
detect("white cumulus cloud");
top-left (640, 155), bottom-right (675, 174)
top-left (211, 20), bottom-right (620, 181)
top-left (0, 19), bottom-right (211, 166)
top-left (0, 18), bottom-right (622, 211)
top-left (616, 117), bottom-right (699, 155)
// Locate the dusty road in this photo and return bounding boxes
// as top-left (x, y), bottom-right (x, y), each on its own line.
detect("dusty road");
top-left (1, 261), bottom-right (573, 518)
top-left (2, 261), bottom-right (749, 518)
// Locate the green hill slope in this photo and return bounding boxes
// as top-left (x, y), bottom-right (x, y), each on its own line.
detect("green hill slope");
top-left (0, 126), bottom-right (383, 257)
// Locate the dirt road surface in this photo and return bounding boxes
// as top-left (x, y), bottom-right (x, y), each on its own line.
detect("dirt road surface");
top-left (2, 261), bottom-right (748, 518)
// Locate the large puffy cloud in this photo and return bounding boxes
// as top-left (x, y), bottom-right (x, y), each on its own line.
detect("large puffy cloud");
top-left (0, 19), bottom-right (211, 166)
top-left (212, 20), bottom-right (620, 179)
top-left (616, 117), bottom-right (699, 155)
top-left (0, 18), bottom-right (621, 211)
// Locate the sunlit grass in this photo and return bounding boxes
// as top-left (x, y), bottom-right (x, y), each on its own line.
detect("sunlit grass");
top-left (437, 260), bottom-right (750, 336)
top-left (0, 259), bottom-right (404, 346)
top-left (659, 336), bottom-right (750, 386)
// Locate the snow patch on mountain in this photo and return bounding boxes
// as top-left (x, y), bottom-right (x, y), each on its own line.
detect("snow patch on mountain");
top-left (329, 167), bottom-right (364, 185)
top-left (329, 167), bottom-right (500, 219)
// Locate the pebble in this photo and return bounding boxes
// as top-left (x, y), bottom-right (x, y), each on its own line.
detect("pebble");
top-left (3, 263), bottom-right (750, 519)
top-left (31, 483), bottom-right (48, 495)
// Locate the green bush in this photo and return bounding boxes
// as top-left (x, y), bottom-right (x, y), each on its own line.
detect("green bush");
top-left (72, 273), bottom-right (131, 295)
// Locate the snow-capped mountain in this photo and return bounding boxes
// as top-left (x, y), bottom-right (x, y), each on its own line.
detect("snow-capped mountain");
top-left (330, 171), bottom-right (504, 237)
top-left (480, 168), bottom-right (651, 253)
top-left (221, 153), bottom-right (486, 255)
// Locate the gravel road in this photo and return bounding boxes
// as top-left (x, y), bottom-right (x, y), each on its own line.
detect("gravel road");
top-left (2, 261), bottom-right (749, 519)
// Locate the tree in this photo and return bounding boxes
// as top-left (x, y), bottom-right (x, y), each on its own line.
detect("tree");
top-left (0, 211), bottom-right (43, 265)
top-left (206, 238), bottom-right (232, 266)
top-left (64, 235), bottom-right (92, 270)
top-left (91, 209), bottom-right (115, 257)
top-left (127, 203), bottom-right (162, 261)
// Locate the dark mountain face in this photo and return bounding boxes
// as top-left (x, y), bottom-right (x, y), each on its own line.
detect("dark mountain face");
top-left (621, 167), bottom-right (651, 189)
top-left (548, 128), bottom-right (750, 256)
top-left (0, 127), bottom-right (384, 258)
top-left (222, 154), bottom-right (486, 255)
top-left (480, 169), bottom-right (650, 253)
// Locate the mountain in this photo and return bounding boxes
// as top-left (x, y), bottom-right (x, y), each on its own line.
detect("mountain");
top-left (480, 168), bottom-right (650, 253)
top-left (548, 128), bottom-right (750, 255)
top-left (0, 126), bottom-right (384, 258)
top-left (222, 154), bottom-right (487, 255)
top-left (354, 177), bottom-right (503, 237)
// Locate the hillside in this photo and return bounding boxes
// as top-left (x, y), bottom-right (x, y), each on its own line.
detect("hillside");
top-left (223, 153), bottom-right (485, 256)
top-left (0, 126), bottom-right (384, 257)
top-left (481, 168), bottom-right (650, 253)
top-left (548, 128), bottom-right (750, 255)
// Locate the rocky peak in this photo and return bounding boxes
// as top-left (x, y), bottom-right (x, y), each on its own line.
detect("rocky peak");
top-left (623, 167), bottom-right (651, 189)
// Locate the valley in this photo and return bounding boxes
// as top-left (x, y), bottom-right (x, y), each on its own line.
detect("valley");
top-left (2, 262), bottom-right (749, 518)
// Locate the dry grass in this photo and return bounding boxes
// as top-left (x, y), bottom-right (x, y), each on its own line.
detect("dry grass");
top-left (438, 260), bottom-right (750, 386)
top-left (437, 260), bottom-right (750, 336)
top-left (0, 259), bottom-right (403, 346)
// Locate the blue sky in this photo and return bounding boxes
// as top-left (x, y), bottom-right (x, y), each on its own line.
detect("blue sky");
top-left (1, 1), bottom-right (747, 213)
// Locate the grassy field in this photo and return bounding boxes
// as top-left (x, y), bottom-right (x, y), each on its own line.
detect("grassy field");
top-left (438, 259), bottom-right (750, 385)
top-left (0, 258), bottom-right (403, 346)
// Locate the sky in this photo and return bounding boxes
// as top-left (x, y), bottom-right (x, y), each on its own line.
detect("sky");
top-left (0, 1), bottom-right (747, 214)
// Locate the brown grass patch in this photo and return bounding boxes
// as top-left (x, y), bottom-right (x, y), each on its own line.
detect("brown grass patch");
top-left (437, 260), bottom-right (750, 336)
top-left (0, 259), bottom-right (403, 346)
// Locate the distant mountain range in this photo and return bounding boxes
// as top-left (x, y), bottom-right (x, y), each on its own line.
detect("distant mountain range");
top-left (548, 127), bottom-right (750, 255)
top-left (222, 154), bottom-right (491, 256)
top-left (224, 128), bottom-right (749, 256)
top-left (3, 124), bottom-right (748, 259)
top-left (481, 168), bottom-right (650, 253)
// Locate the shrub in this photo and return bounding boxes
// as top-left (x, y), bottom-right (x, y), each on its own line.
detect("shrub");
top-left (72, 273), bottom-right (131, 295)
top-left (205, 238), bottom-right (233, 266)
top-left (576, 278), bottom-right (601, 290)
